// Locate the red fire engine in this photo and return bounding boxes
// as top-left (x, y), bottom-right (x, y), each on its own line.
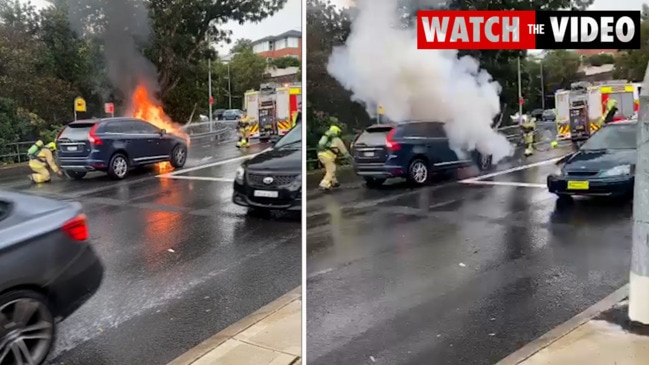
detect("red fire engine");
top-left (243, 82), bottom-right (301, 142)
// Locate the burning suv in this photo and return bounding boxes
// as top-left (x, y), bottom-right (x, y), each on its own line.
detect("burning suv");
top-left (56, 117), bottom-right (188, 180)
top-left (232, 122), bottom-right (301, 213)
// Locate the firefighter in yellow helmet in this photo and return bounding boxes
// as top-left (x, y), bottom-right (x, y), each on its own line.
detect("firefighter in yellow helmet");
top-left (28, 141), bottom-right (62, 183)
top-left (520, 115), bottom-right (536, 157)
top-left (237, 112), bottom-right (254, 148)
top-left (317, 121), bottom-right (351, 190)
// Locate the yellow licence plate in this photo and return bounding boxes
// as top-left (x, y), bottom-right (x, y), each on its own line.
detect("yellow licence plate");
top-left (567, 181), bottom-right (589, 190)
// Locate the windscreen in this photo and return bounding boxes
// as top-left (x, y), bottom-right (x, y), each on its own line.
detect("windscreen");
top-left (274, 123), bottom-right (301, 149)
top-left (58, 123), bottom-right (94, 140)
top-left (355, 127), bottom-right (393, 145)
top-left (581, 124), bottom-right (636, 150)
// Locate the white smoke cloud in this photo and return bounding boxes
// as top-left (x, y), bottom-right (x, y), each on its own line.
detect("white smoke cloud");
top-left (326, 0), bottom-right (514, 163)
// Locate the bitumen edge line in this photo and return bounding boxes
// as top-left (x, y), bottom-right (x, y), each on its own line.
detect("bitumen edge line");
top-left (167, 286), bottom-right (302, 365)
top-left (495, 284), bottom-right (629, 365)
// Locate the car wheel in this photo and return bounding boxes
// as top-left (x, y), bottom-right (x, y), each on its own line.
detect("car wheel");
top-left (0, 290), bottom-right (56, 365)
top-left (478, 154), bottom-right (493, 171)
top-left (65, 170), bottom-right (87, 180)
top-left (364, 177), bottom-right (386, 188)
top-left (407, 159), bottom-right (430, 185)
top-left (170, 144), bottom-right (187, 168)
top-left (108, 153), bottom-right (129, 179)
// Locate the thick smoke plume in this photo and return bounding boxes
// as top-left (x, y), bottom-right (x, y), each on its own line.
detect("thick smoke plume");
top-left (63, 0), bottom-right (159, 108)
top-left (327, 0), bottom-right (514, 163)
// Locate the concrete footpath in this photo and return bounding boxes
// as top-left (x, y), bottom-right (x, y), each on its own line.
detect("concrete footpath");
top-left (167, 287), bottom-right (301, 365)
top-left (498, 284), bottom-right (649, 365)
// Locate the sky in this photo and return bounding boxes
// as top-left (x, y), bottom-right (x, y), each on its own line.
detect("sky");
top-left (23, 0), bottom-right (302, 54)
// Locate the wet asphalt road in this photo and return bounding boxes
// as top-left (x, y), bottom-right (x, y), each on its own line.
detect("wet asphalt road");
top-left (0, 140), bottom-right (301, 364)
top-left (306, 146), bottom-right (632, 365)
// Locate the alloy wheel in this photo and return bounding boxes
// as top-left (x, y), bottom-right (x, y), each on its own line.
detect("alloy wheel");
top-left (411, 161), bottom-right (428, 183)
top-left (112, 156), bottom-right (127, 178)
top-left (174, 147), bottom-right (186, 166)
top-left (0, 298), bottom-right (54, 365)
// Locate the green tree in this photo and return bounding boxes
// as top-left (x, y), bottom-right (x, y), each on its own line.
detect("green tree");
top-left (230, 38), bottom-right (253, 53)
top-left (613, 12), bottom-right (649, 82)
top-left (270, 56), bottom-right (300, 68)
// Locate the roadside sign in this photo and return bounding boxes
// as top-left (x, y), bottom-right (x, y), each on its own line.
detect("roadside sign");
top-left (378, 105), bottom-right (384, 115)
top-left (74, 97), bottom-right (86, 112)
top-left (519, 97), bottom-right (524, 105)
top-left (104, 103), bottom-right (114, 115)
top-left (209, 96), bottom-right (214, 105)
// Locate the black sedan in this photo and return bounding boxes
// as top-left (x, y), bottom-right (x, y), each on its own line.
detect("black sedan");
top-left (547, 120), bottom-right (636, 199)
top-left (232, 122), bottom-right (301, 213)
top-left (0, 191), bottom-right (104, 365)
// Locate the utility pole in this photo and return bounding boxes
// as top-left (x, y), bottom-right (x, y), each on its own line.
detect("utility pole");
top-left (227, 62), bottom-right (232, 109)
top-left (540, 61), bottom-right (545, 110)
top-left (208, 58), bottom-right (213, 132)
top-left (630, 63), bottom-right (649, 324)
top-left (518, 57), bottom-right (523, 118)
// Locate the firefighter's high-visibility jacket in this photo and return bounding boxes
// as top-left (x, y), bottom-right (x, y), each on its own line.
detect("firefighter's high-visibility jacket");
top-left (600, 99), bottom-right (618, 126)
top-left (33, 147), bottom-right (60, 173)
top-left (318, 133), bottom-right (349, 160)
top-left (521, 117), bottom-right (536, 145)
top-left (291, 111), bottom-right (301, 126)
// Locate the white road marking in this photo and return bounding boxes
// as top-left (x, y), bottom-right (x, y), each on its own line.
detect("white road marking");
top-left (461, 155), bottom-right (566, 182)
top-left (158, 151), bottom-right (266, 177)
top-left (158, 175), bottom-right (234, 182)
top-left (460, 180), bottom-right (547, 188)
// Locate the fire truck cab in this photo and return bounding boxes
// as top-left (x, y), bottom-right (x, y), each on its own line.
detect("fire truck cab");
top-left (554, 80), bottom-right (639, 142)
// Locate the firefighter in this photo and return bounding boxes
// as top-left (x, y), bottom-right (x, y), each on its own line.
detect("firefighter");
top-left (317, 121), bottom-right (351, 190)
top-left (292, 104), bottom-right (301, 126)
top-left (520, 115), bottom-right (536, 157)
top-left (28, 141), bottom-right (62, 183)
top-left (600, 99), bottom-right (618, 125)
top-left (237, 112), bottom-right (253, 148)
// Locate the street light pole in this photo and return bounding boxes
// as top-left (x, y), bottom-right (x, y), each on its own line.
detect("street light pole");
top-left (540, 61), bottom-right (545, 110)
top-left (208, 58), bottom-right (213, 132)
top-left (227, 62), bottom-right (232, 109)
top-left (518, 57), bottom-right (523, 118)
top-left (629, 62), bottom-right (649, 324)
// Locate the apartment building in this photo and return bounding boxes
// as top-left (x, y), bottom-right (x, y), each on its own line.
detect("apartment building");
top-left (251, 30), bottom-right (302, 59)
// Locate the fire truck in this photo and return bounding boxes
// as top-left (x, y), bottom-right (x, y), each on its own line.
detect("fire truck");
top-left (554, 80), bottom-right (639, 141)
top-left (243, 82), bottom-right (302, 142)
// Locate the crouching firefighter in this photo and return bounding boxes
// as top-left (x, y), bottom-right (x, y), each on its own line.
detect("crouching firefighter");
top-left (28, 141), bottom-right (62, 183)
top-left (520, 115), bottom-right (536, 157)
top-left (317, 123), bottom-right (351, 190)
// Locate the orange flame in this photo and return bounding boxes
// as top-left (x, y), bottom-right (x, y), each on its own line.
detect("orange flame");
top-left (128, 83), bottom-right (189, 172)
top-left (130, 84), bottom-right (189, 145)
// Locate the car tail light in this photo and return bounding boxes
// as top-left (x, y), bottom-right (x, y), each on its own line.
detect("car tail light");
top-left (62, 214), bottom-right (89, 241)
top-left (88, 124), bottom-right (102, 145)
top-left (386, 129), bottom-right (400, 151)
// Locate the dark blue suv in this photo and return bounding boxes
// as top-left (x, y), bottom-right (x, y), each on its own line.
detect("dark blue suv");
top-left (56, 117), bottom-right (188, 180)
top-left (352, 121), bottom-right (493, 187)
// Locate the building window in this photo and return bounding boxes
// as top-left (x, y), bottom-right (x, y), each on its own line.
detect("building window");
top-left (287, 37), bottom-right (299, 48)
top-left (253, 42), bottom-right (270, 53)
top-left (275, 38), bottom-right (287, 50)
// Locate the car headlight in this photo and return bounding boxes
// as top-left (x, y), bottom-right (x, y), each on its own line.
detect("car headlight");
top-left (600, 164), bottom-right (632, 177)
top-left (288, 173), bottom-right (302, 190)
top-left (235, 166), bottom-right (245, 183)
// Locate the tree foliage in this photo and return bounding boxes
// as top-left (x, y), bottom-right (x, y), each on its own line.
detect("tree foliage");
top-left (613, 8), bottom-right (649, 82)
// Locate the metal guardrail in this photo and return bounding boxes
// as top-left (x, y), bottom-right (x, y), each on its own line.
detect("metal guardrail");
top-left (0, 141), bottom-right (35, 165)
top-left (306, 122), bottom-right (557, 170)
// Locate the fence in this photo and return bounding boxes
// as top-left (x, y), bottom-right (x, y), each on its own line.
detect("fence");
top-left (0, 141), bottom-right (36, 165)
top-left (306, 121), bottom-right (557, 170)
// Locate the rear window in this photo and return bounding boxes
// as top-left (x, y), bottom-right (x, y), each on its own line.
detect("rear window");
top-left (58, 123), bottom-right (94, 140)
top-left (355, 127), bottom-right (393, 145)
